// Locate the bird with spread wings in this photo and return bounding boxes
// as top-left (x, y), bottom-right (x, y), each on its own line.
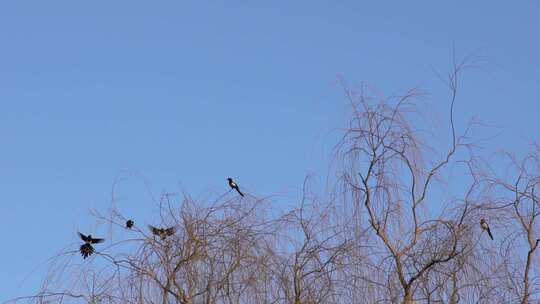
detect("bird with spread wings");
top-left (148, 225), bottom-right (176, 240)
top-left (78, 232), bottom-right (105, 259)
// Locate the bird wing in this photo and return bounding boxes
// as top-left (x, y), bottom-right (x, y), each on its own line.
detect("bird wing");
top-left (78, 232), bottom-right (90, 242)
top-left (165, 226), bottom-right (176, 236)
top-left (148, 225), bottom-right (161, 236)
top-left (90, 237), bottom-right (105, 244)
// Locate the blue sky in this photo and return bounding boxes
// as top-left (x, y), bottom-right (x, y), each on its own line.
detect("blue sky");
top-left (1, 1), bottom-right (539, 300)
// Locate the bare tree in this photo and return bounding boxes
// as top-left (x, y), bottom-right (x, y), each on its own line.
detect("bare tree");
top-left (331, 57), bottom-right (489, 303)
top-left (7, 60), bottom-right (539, 304)
top-left (482, 146), bottom-right (540, 303)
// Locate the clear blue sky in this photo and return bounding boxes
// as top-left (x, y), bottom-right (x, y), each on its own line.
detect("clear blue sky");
top-left (1, 1), bottom-right (539, 300)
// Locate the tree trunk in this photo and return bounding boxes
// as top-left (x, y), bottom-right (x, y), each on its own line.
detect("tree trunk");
top-left (403, 287), bottom-right (414, 304)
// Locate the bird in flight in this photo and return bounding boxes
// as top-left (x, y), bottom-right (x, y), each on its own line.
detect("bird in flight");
top-left (126, 219), bottom-right (134, 229)
top-left (480, 218), bottom-right (494, 240)
top-left (227, 177), bottom-right (244, 197)
top-left (148, 225), bottom-right (175, 240)
top-left (78, 232), bottom-right (105, 259)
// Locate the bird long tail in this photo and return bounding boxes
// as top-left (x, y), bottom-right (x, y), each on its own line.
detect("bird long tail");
top-left (236, 188), bottom-right (245, 197)
top-left (487, 228), bottom-right (494, 240)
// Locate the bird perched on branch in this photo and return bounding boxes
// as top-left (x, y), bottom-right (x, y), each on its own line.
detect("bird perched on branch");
top-left (480, 218), bottom-right (493, 240)
top-left (78, 232), bottom-right (105, 259)
top-left (227, 177), bottom-right (244, 197)
top-left (126, 219), bottom-right (134, 229)
top-left (149, 225), bottom-right (176, 240)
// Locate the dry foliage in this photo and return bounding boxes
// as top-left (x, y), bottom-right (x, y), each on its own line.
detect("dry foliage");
top-left (8, 62), bottom-right (540, 304)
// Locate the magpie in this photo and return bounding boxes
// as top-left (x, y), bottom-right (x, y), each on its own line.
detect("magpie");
top-left (126, 219), bottom-right (134, 229)
top-left (227, 177), bottom-right (244, 197)
top-left (148, 225), bottom-right (175, 240)
top-left (78, 232), bottom-right (105, 259)
top-left (480, 218), bottom-right (493, 240)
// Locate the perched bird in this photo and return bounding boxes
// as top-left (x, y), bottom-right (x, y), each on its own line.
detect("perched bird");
top-left (148, 225), bottom-right (176, 240)
top-left (227, 177), bottom-right (244, 197)
top-left (480, 218), bottom-right (494, 240)
top-left (126, 219), bottom-right (134, 229)
top-left (78, 232), bottom-right (105, 259)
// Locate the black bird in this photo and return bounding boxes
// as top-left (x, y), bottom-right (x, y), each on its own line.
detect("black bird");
top-left (78, 232), bottom-right (105, 259)
top-left (148, 225), bottom-right (175, 240)
top-left (126, 219), bottom-right (134, 229)
top-left (480, 218), bottom-right (494, 240)
top-left (227, 177), bottom-right (244, 197)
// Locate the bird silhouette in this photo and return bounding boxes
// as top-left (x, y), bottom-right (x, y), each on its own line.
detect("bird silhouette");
top-left (148, 225), bottom-right (175, 240)
top-left (480, 218), bottom-right (494, 240)
top-left (78, 232), bottom-right (105, 259)
top-left (227, 177), bottom-right (244, 197)
top-left (126, 219), bottom-right (134, 229)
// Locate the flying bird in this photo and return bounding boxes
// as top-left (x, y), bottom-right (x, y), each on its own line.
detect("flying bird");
top-left (227, 177), bottom-right (244, 197)
top-left (149, 225), bottom-right (176, 240)
top-left (480, 218), bottom-right (494, 240)
top-left (78, 232), bottom-right (105, 259)
top-left (126, 219), bottom-right (134, 229)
